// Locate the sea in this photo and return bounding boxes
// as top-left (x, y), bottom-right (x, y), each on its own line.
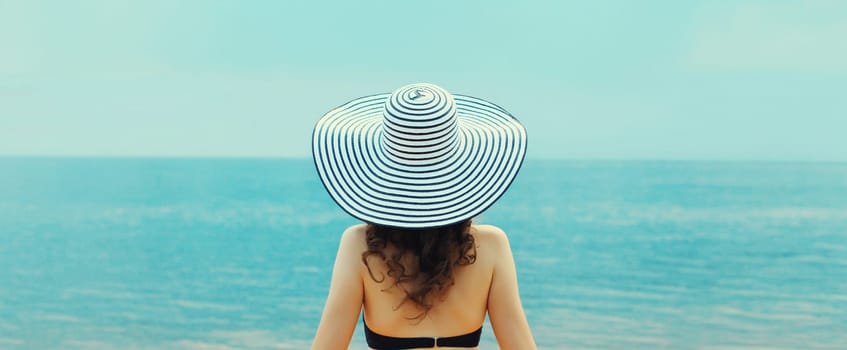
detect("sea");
top-left (0, 158), bottom-right (845, 350)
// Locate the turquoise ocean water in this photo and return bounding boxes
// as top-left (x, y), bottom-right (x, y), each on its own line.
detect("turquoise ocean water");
top-left (1, 158), bottom-right (846, 349)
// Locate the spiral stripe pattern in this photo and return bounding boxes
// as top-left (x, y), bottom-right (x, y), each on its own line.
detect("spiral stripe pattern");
top-left (312, 83), bottom-right (527, 228)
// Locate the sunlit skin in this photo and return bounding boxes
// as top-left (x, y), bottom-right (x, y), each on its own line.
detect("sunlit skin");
top-left (311, 224), bottom-right (537, 350)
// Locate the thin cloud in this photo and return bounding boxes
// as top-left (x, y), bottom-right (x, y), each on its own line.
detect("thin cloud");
top-left (687, 1), bottom-right (847, 72)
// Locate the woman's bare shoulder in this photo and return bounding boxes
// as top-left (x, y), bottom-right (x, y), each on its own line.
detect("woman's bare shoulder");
top-left (342, 223), bottom-right (368, 235)
top-left (339, 223), bottom-right (369, 250)
top-left (471, 224), bottom-right (511, 253)
top-left (472, 224), bottom-right (508, 240)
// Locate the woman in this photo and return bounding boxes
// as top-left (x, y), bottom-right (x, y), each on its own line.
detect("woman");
top-left (310, 83), bottom-right (536, 349)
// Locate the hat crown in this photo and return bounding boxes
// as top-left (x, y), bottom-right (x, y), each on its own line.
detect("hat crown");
top-left (382, 83), bottom-right (459, 163)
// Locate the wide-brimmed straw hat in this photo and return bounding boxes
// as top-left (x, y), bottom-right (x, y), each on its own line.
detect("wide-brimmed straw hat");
top-left (312, 83), bottom-right (527, 228)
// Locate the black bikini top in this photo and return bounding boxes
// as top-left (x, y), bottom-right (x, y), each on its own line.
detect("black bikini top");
top-left (363, 319), bottom-right (482, 349)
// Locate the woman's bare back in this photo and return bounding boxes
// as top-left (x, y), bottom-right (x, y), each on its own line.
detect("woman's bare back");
top-left (362, 225), bottom-right (492, 337)
top-left (357, 224), bottom-right (536, 349)
top-left (311, 223), bottom-right (536, 349)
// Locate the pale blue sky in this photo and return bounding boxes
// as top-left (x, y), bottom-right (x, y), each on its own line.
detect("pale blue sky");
top-left (1, 0), bottom-right (845, 160)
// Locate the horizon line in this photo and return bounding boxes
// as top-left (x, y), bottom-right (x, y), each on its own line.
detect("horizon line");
top-left (0, 154), bottom-right (844, 164)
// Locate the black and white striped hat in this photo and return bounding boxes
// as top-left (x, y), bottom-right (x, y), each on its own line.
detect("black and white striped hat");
top-left (312, 83), bottom-right (527, 228)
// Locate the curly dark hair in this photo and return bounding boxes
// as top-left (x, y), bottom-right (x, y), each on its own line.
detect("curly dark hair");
top-left (361, 219), bottom-right (477, 320)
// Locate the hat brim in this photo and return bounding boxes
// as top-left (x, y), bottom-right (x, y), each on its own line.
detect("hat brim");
top-left (312, 93), bottom-right (527, 228)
